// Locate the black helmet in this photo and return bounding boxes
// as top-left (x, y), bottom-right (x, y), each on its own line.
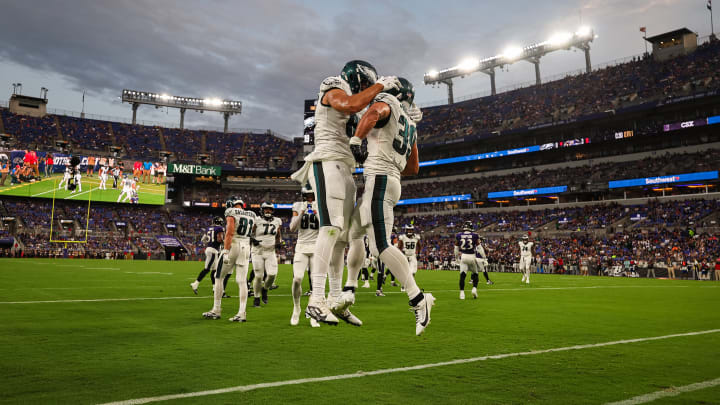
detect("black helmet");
top-left (213, 216), bottom-right (224, 226)
top-left (301, 184), bottom-right (314, 202)
top-left (226, 196), bottom-right (244, 209)
top-left (462, 221), bottom-right (473, 231)
top-left (385, 77), bottom-right (415, 106)
top-left (340, 60), bottom-right (378, 94)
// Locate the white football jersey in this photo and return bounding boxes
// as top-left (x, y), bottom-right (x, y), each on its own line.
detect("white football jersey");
top-left (475, 244), bottom-right (487, 259)
top-left (99, 167), bottom-right (108, 176)
top-left (363, 93), bottom-right (416, 180)
top-left (292, 201), bottom-right (319, 251)
top-left (306, 76), bottom-right (355, 163)
top-left (519, 241), bottom-right (534, 257)
top-left (225, 207), bottom-right (257, 241)
top-left (254, 215), bottom-right (283, 249)
top-left (399, 234), bottom-right (420, 256)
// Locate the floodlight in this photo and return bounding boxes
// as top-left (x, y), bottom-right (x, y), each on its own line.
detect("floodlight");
top-left (576, 26), bottom-right (592, 38)
top-left (427, 70), bottom-right (439, 79)
top-left (502, 46), bottom-right (523, 60)
top-left (547, 31), bottom-right (573, 46)
top-left (457, 58), bottom-right (480, 72)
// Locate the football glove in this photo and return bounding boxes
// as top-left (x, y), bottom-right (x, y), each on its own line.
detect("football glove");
top-left (221, 249), bottom-right (230, 266)
top-left (406, 103), bottom-right (423, 122)
top-left (377, 76), bottom-right (401, 92)
top-left (349, 136), bottom-right (367, 164)
top-left (250, 238), bottom-right (260, 247)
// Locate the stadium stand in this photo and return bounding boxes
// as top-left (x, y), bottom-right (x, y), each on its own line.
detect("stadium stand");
top-left (417, 40), bottom-right (720, 143)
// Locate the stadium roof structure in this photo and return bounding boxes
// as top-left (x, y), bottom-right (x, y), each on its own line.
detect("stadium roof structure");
top-left (121, 89), bottom-right (242, 133)
top-left (423, 27), bottom-right (596, 104)
top-left (645, 27), bottom-right (695, 43)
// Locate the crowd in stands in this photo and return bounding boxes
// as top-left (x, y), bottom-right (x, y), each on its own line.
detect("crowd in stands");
top-left (1, 195), bottom-right (718, 278)
top-left (401, 149), bottom-right (720, 200)
top-left (417, 40), bottom-right (720, 143)
top-left (1, 109), bottom-right (299, 169)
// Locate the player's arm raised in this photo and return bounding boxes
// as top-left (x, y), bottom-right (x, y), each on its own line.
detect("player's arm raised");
top-left (323, 76), bottom-right (399, 115)
top-left (349, 101), bottom-right (391, 164)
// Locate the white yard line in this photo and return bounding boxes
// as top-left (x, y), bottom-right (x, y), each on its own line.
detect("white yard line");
top-left (63, 186), bottom-right (100, 200)
top-left (124, 272), bottom-right (173, 275)
top-left (97, 329), bottom-right (720, 405)
top-left (604, 377), bottom-right (720, 404)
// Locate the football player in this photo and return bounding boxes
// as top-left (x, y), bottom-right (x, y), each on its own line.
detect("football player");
top-left (291, 60), bottom-right (401, 325)
top-left (399, 224), bottom-right (421, 279)
top-left (203, 196), bottom-right (256, 322)
top-left (344, 77), bottom-right (434, 335)
top-left (191, 216), bottom-right (225, 294)
top-left (519, 235), bottom-right (534, 284)
top-left (289, 185), bottom-right (320, 326)
top-left (116, 175), bottom-right (131, 202)
top-left (455, 221), bottom-right (481, 299)
top-left (98, 164), bottom-right (109, 190)
top-left (250, 202), bottom-right (283, 307)
top-left (475, 236), bottom-right (494, 286)
top-left (58, 165), bottom-right (71, 190)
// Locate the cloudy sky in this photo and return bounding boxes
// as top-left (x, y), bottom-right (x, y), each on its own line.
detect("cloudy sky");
top-left (0, 0), bottom-right (712, 138)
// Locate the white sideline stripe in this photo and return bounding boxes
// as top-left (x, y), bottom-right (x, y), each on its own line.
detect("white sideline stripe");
top-left (98, 329), bottom-right (720, 405)
top-left (86, 267), bottom-right (121, 270)
top-left (0, 296), bottom-right (209, 304)
top-left (604, 377), bottom-right (720, 404)
top-left (124, 272), bottom-right (173, 275)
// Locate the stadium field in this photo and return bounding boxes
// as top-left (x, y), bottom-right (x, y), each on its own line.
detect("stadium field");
top-left (1, 259), bottom-right (719, 404)
top-left (0, 174), bottom-right (166, 205)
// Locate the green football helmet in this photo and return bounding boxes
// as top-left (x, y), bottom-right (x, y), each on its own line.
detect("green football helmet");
top-left (385, 77), bottom-right (415, 106)
top-left (340, 60), bottom-right (378, 94)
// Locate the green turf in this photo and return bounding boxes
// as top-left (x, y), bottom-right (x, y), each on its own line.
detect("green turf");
top-left (0, 174), bottom-right (166, 205)
top-left (1, 259), bottom-right (719, 404)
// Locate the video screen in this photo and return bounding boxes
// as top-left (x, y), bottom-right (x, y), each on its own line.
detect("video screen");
top-left (304, 98), bottom-right (316, 145)
top-left (0, 150), bottom-right (167, 205)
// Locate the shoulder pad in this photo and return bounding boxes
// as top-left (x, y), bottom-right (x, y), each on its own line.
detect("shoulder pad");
top-left (274, 217), bottom-right (283, 226)
top-left (244, 210), bottom-right (257, 218)
top-left (320, 76), bottom-right (350, 94)
top-left (224, 208), bottom-right (236, 218)
top-left (373, 92), bottom-right (398, 107)
top-left (292, 202), bottom-right (303, 213)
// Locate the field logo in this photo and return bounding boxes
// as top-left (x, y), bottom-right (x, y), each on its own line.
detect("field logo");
top-left (168, 163), bottom-right (222, 176)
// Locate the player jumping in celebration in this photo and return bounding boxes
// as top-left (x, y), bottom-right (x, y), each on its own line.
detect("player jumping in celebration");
top-left (191, 217), bottom-right (225, 294)
top-left (399, 224), bottom-right (421, 289)
top-left (290, 60), bottom-right (401, 325)
top-left (455, 221), bottom-right (481, 299)
top-left (289, 185), bottom-right (320, 326)
top-left (250, 202), bottom-right (283, 307)
top-left (476, 236), bottom-right (494, 286)
top-left (98, 164), bottom-right (109, 190)
top-left (519, 235), bottom-right (534, 284)
top-left (343, 77), bottom-right (434, 335)
top-left (203, 197), bottom-right (256, 322)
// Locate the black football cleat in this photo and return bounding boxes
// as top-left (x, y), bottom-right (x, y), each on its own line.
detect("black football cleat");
top-left (253, 297), bottom-right (261, 307)
top-left (261, 288), bottom-right (268, 304)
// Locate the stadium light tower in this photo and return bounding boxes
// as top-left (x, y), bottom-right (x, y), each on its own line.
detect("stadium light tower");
top-left (121, 90), bottom-right (242, 133)
top-left (424, 27), bottom-right (596, 104)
